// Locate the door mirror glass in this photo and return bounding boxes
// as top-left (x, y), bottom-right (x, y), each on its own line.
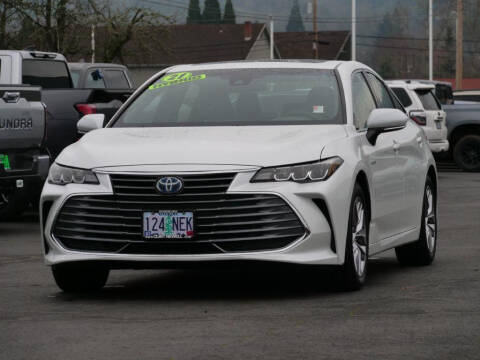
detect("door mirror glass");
top-left (77, 114), bottom-right (105, 134)
top-left (366, 109), bottom-right (408, 145)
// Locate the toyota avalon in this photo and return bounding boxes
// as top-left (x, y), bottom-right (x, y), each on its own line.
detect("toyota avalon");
top-left (40, 61), bottom-right (438, 292)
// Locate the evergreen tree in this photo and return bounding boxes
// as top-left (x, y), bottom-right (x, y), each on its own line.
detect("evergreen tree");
top-left (187, 0), bottom-right (202, 24)
top-left (202, 0), bottom-right (221, 24)
top-left (286, 0), bottom-right (305, 32)
top-left (222, 0), bottom-right (236, 24)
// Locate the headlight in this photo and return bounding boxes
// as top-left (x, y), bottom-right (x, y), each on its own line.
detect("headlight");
top-left (48, 163), bottom-right (99, 185)
top-left (251, 157), bottom-right (343, 183)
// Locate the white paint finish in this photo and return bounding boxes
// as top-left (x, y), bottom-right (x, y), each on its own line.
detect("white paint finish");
top-left (42, 60), bottom-right (436, 269)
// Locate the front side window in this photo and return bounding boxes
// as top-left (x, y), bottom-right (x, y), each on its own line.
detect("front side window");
top-left (112, 69), bottom-right (344, 127)
top-left (416, 89), bottom-right (441, 110)
top-left (22, 60), bottom-right (71, 88)
top-left (352, 72), bottom-right (376, 130)
top-left (105, 70), bottom-right (129, 89)
top-left (365, 73), bottom-right (394, 108)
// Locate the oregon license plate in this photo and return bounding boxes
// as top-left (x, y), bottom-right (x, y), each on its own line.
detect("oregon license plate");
top-left (435, 121), bottom-right (442, 129)
top-left (143, 211), bottom-right (194, 239)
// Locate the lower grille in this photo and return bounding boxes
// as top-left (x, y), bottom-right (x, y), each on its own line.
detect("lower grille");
top-left (53, 189), bottom-right (306, 255)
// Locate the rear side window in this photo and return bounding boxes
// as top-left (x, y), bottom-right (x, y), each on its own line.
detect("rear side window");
top-left (104, 70), bottom-right (129, 89)
top-left (415, 89), bottom-right (441, 110)
top-left (85, 69), bottom-right (106, 89)
top-left (391, 87), bottom-right (413, 107)
top-left (70, 70), bottom-right (80, 87)
top-left (22, 60), bottom-right (71, 88)
top-left (364, 73), bottom-right (394, 108)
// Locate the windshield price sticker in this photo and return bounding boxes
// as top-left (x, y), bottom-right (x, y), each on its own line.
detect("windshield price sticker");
top-left (149, 72), bottom-right (206, 90)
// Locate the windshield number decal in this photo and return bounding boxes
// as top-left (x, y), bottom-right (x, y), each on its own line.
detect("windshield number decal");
top-left (149, 72), bottom-right (206, 90)
top-left (0, 154), bottom-right (11, 170)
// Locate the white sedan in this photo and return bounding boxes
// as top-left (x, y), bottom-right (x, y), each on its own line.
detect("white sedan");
top-left (40, 61), bottom-right (438, 292)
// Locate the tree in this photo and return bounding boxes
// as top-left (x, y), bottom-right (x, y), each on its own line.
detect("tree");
top-left (0, 1), bottom-right (19, 49)
top-left (187, 0), bottom-right (202, 24)
top-left (88, 0), bottom-right (171, 64)
top-left (222, 0), bottom-right (236, 24)
top-left (202, 0), bottom-right (221, 24)
top-left (286, 0), bottom-right (304, 32)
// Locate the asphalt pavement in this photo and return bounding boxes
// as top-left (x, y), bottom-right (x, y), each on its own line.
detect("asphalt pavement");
top-left (1, 172), bottom-right (479, 360)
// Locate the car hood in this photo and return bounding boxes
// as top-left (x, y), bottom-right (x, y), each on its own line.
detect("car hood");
top-left (56, 125), bottom-right (348, 170)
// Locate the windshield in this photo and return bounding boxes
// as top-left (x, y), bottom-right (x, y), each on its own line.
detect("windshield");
top-left (112, 68), bottom-right (343, 127)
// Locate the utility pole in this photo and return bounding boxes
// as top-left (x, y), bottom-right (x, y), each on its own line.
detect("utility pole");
top-left (313, 0), bottom-right (318, 59)
top-left (456, 0), bottom-right (463, 90)
top-left (91, 24), bottom-right (95, 63)
top-left (351, 0), bottom-right (356, 61)
top-left (429, 0), bottom-right (433, 80)
top-left (270, 15), bottom-right (274, 60)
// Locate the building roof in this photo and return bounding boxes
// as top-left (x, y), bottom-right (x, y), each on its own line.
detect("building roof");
top-left (125, 23), bottom-right (268, 66)
top-left (274, 31), bottom-right (351, 60)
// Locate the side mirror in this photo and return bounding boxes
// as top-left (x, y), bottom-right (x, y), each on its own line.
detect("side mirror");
top-left (366, 109), bottom-right (408, 145)
top-left (77, 114), bottom-right (105, 134)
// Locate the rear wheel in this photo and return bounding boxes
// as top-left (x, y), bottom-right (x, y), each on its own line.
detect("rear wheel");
top-left (339, 183), bottom-right (369, 291)
top-left (453, 135), bottom-right (480, 172)
top-left (52, 263), bottom-right (109, 293)
top-left (395, 176), bottom-right (436, 266)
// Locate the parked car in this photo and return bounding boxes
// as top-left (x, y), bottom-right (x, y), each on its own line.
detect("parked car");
top-left (387, 80), bottom-right (449, 153)
top-left (443, 103), bottom-right (480, 171)
top-left (396, 80), bottom-right (454, 105)
top-left (0, 51), bottom-right (134, 159)
top-left (41, 61), bottom-right (438, 292)
top-left (0, 85), bottom-right (49, 219)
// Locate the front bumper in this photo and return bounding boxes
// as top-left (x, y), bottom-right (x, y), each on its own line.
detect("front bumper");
top-left (40, 166), bottom-right (351, 267)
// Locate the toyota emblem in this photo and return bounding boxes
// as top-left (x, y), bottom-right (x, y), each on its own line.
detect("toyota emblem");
top-left (156, 176), bottom-right (184, 194)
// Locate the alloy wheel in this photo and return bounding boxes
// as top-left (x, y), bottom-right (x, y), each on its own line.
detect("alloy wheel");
top-left (425, 185), bottom-right (436, 253)
top-left (352, 197), bottom-right (367, 277)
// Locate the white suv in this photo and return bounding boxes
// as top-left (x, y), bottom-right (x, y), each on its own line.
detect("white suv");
top-left (387, 80), bottom-right (449, 153)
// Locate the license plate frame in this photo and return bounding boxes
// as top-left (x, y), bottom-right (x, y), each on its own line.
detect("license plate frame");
top-left (142, 211), bottom-right (194, 239)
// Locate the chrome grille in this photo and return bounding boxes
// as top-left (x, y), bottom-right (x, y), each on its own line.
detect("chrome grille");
top-left (52, 173), bottom-right (306, 254)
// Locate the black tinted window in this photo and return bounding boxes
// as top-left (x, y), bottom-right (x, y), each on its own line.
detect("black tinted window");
top-left (105, 70), bottom-right (129, 89)
top-left (365, 73), bottom-right (394, 108)
top-left (391, 87), bottom-right (413, 107)
top-left (22, 60), bottom-right (71, 88)
top-left (416, 89), bottom-right (441, 110)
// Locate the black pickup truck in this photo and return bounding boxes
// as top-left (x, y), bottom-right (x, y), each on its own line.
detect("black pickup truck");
top-left (0, 50), bottom-right (135, 218)
top-left (0, 50), bottom-right (135, 159)
top-left (0, 86), bottom-right (49, 219)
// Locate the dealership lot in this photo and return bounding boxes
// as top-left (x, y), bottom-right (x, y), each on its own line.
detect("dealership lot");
top-left (0, 171), bottom-right (479, 360)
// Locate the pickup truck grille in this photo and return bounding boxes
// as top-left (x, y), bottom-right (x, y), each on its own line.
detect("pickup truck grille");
top-left (52, 173), bottom-right (306, 254)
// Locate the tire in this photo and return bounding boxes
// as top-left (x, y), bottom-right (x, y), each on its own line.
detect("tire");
top-left (453, 135), bottom-right (480, 172)
top-left (395, 176), bottom-right (437, 266)
top-left (52, 263), bottom-right (109, 293)
top-left (338, 183), bottom-right (369, 291)
top-left (0, 188), bottom-right (30, 221)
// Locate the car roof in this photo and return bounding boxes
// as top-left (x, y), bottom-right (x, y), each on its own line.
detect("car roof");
top-left (386, 80), bottom-right (435, 90)
top-left (68, 62), bottom-right (127, 70)
top-left (169, 60), bottom-right (364, 72)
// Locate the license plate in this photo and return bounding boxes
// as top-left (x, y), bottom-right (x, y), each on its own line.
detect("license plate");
top-left (435, 121), bottom-right (442, 130)
top-left (0, 154), bottom-right (11, 170)
top-left (143, 211), bottom-right (194, 239)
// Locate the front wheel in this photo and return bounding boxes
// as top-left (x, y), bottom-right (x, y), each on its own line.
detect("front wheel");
top-left (338, 183), bottom-right (369, 291)
top-left (52, 263), bottom-right (109, 293)
top-left (395, 176), bottom-right (437, 266)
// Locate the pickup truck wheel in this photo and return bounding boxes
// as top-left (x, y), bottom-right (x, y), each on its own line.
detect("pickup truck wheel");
top-left (0, 188), bottom-right (30, 221)
top-left (453, 135), bottom-right (480, 172)
top-left (52, 263), bottom-right (109, 293)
